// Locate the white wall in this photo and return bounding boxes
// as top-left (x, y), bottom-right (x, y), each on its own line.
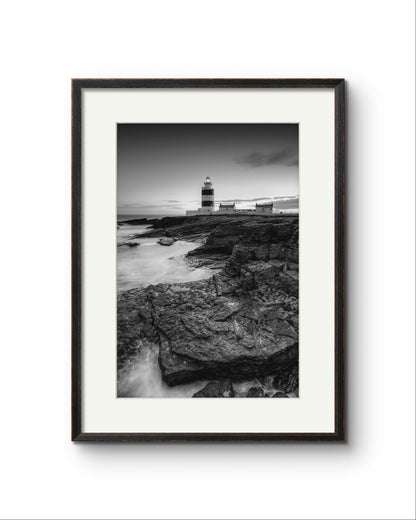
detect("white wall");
top-left (0, 1), bottom-right (414, 519)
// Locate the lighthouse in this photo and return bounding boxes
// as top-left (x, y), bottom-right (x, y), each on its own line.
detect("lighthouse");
top-left (185, 177), bottom-right (217, 215)
top-left (201, 176), bottom-right (214, 211)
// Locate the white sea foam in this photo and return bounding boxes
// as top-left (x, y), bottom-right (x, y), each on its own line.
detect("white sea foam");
top-left (118, 343), bottom-right (207, 398)
top-left (117, 224), bottom-right (213, 292)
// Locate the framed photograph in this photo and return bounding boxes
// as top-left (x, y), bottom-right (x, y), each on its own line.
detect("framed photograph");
top-left (72, 79), bottom-right (345, 441)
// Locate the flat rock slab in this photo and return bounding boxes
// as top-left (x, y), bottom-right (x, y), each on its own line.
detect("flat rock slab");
top-left (158, 237), bottom-right (176, 246)
top-left (150, 264), bottom-right (298, 385)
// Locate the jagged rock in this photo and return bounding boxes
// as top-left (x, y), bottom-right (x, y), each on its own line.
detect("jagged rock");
top-left (158, 237), bottom-right (175, 246)
top-left (287, 262), bottom-right (299, 272)
top-left (246, 387), bottom-right (265, 397)
top-left (186, 253), bottom-right (229, 270)
top-left (193, 380), bottom-right (234, 398)
top-left (271, 391), bottom-right (289, 398)
top-left (143, 215), bottom-right (232, 239)
top-left (117, 241), bottom-right (140, 247)
top-left (126, 233), bottom-right (146, 239)
top-left (142, 214), bottom-right (298, 248)
top-left (117, 215), bottom-right (299, 388)
top-left (117, 290), bottom-right (160, 367)
top-left (117, 264), bottom-right (298, 385)
top-left (189, 217), bottom-right (298, 264)
top-left (272, 363), bottom-right (299, 393)
top-left (118, 218), bottom-right (150, 225)
top-left (152, 216), bottom-right (195, 229)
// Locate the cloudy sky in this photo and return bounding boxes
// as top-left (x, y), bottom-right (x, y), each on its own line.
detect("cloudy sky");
top-left (117, 124), bottom-right (298, 216)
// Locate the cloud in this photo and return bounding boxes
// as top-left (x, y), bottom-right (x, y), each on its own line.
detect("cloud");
top-left (272, 195), bottom-right (299, 210)
top-left (218, 195), bottom-right (298, 205)
top-left (118, 199), bottom-right (200, 215)
top-left (272, 196), bottom-right (299, 201)
top-left (235, 147), bottom-right (298, 168)
top-left (217, 197), bottom-right (271, 204)
top-left (162, 199), bottom-right (193, 204)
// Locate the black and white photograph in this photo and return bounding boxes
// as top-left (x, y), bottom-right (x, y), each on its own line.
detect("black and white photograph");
top-left (117, 123), bottom-right (299, 398)
top-left (2, 0), bottom-right (416, 516)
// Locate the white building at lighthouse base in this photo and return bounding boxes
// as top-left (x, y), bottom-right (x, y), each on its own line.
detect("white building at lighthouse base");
top-left (186, 207), bottom-right (215, 216)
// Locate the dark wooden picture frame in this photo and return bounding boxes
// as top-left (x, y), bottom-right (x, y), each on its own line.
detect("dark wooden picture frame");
top-left (72, 78), bottom-right (345, 442)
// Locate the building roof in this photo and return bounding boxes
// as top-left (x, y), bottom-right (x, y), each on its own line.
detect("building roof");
top-left (219, 203), bottom-right (235, 208)
top-left (256, 202), bottom-right (273, 207)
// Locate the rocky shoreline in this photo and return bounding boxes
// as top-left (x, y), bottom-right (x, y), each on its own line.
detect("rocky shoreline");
top-left (117, 214), bottom-right (299, 397)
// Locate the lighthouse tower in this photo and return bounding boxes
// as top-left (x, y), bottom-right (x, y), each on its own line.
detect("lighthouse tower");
top-left (201, 176), bottom-right (214, 212)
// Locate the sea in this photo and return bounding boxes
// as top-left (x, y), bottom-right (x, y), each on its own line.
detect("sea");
top-left (117, 213), bottom-right (171, 222)
top-left (117, 214), bottom-right (213, 397)
top-left (117, 215), bottom-right (213, 292)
